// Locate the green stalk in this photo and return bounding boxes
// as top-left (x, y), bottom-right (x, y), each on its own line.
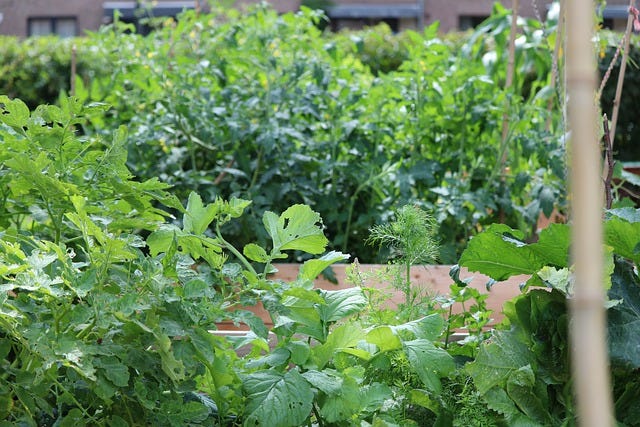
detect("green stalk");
top-left (215, 225), bottom-right (257, 276)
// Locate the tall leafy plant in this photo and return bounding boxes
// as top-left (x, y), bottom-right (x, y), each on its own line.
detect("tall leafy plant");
top-left (454, 207), bottom-right (640, 424)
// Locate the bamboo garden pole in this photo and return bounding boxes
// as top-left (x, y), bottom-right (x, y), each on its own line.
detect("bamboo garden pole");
top-left (566, 0), bottom-right (614, 425)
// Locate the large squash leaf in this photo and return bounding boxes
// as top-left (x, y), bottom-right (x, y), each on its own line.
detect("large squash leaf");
top-left (242, 369), bottom-right (313, 427)
top-left (607, 259), bottom-right (640, 369)
top-left (459, 224), bottom-right (569, 281)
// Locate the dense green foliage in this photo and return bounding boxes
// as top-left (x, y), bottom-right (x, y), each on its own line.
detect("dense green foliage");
top-left (457, 209), bottom-right (640, 425)
top-left (1, 4), bottom-right (573, 263)
top-left (0, 96), bottom-right (500, 426)
top-left (3, 3), bottom-right (640, 425)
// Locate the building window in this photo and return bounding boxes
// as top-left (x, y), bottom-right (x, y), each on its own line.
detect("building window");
top-left (459, 15), bottom-right (489, 31)
top-left (28, 17), bottom-right (77, 38)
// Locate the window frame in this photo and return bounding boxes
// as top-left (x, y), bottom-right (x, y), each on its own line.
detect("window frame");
top-left (27, 16), bottom-right (78, 37)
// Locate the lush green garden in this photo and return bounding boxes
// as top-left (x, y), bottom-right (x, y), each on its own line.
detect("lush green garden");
top-left (1, 2), bottom-right (640, 426)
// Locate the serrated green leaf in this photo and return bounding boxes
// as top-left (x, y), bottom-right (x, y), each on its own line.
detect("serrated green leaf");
top-left (96, 357), bottom-right (130, 387)
top-left (318, 287), bottom-right (367, 323)
top-left (184, 192), bottom-right (216, 235)
top-left (459, 224), bottom-right (544, 280)
top-left (529, 223), bottom-right (570, 268)
top-left (317, 375), bottom-right (361, 423)
top-left (302, 369), bottom-right (343, 394)
top-left (0, 95), bottom-right (30, 128)
top-left (243, 369), bottom-right (313, 427)
top-left (263, 204), bottom-right (328, 255)
top-left (403, 339), bottom-right (454, 394)
top-left (466, 330), bottom-right (534, 394)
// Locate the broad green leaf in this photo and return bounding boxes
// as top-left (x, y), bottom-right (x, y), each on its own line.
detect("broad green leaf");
top-left (318, 287), bottom-right (367, 323)
top-left (298, 251), bottom-right (349, 282)
top-left (317, 375), bottom-right (362, 423)
top-left (146, 225), bottom-right (182, 256)
top-left (283, 287), bottom-right (326, 304)
top-left (506, 365), bottom-right (552, 425)
top-left (605, 208), bottom-right (640, 262)
top-left (359, 382), bottom-right (393, 413)
top-left (537, 266), bottom-right (571, 294)
top-left (403, 339), bottom-right (454, 394)
top-left (281, 293), bottom-right (324, 340)
top-left (302, 369), bottom-right (343, 394)
top-left (313, 322), bottom-right (365, 368)
top-left (529, 223), bottom-right (570, 268)
top-left (287, 340), bottom-right (311, 365)
top-left (184, 192), bottom-right (216, 235)
top-left (182, 279), bottom-right (211, 299)
top-left (0, 95), bottom-right (30, 128)
top-left (95, 357), bottom-right (130, 387)
top-left (466, 330), bottom-right (534, 394)
top-left (391, 314), bottom-right (445, 340)
top-left (59, 408), bottom-right (86, 427)
top-left (459, 224), bottom-right (544, 280)
top-left (243, 243), bottom-right (269, 263)
top-left (243, 369), bottom-right (313, 427)
top-left (607, 259), bottom-right (640, 369)
top-left (366, 326), bottom-right (402, 352)
top-left (246, 348), bottom-right (291, 369)
top-left (263, 204), bottom-right (328, 255)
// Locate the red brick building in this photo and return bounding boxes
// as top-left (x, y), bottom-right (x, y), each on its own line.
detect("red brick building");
top-left (0, 0), bottom-right (632, 37)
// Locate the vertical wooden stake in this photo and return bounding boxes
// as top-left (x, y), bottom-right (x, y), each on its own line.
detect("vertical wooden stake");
top-left (500, 0), bottom-right (519, 163)
top-left (70, 44), bottom-right (77, 97)
top-left (546, 0), bottom-right (565, 132)
top-left (609, 0), bottom-right (636, 144)
top-left (566, 0), bottom-right (614, 425)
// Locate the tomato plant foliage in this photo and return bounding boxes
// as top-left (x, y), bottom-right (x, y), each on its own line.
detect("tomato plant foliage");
top-left (65, 4), bottom-right (567, 264)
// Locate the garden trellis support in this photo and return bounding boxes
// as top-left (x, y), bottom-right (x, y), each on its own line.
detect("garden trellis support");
top-left (566, 0), bottom-right (614, 425)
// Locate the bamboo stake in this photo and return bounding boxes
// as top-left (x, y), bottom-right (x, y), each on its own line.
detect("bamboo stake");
top-left (566, 0), bottom-right (614, 425)
top-left (70, 44), bottom-right (77, 97)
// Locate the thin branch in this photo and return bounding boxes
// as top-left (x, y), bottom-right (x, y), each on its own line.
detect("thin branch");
top-left (546, 0), bottom-right (565, 132)
top-left (609, 0), bottom-right (636, 142)
top-left (500, 0), bottom-right (519, 165)
top-left (603, 114), bottom-right (615, 210)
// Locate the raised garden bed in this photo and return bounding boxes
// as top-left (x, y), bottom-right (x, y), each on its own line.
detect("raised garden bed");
top-left (216, 263), bottom-right (527, 331)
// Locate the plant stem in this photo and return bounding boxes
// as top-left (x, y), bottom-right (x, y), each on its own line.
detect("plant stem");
top-left (546, 0), bottom-right (565, 132)
top-left (312, 403), bottom-right (324, 427)
top-left (215, 225), bottom-right (257, 276)
top-left (500, 0), bottom-right (519, 167)
top-left (609, 0), bottom-right (635, 146)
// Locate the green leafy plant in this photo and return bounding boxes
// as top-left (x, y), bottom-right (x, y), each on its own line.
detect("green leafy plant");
top-left (454, 207), bottom-right (640, 425)
top-left (366, 205), bottom-right (438, 312)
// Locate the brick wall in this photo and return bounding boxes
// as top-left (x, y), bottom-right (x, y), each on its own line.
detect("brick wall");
top-left (0, 0), bottom-right (634, 37)
top-left (0, 0), bottom-right (103, 37)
